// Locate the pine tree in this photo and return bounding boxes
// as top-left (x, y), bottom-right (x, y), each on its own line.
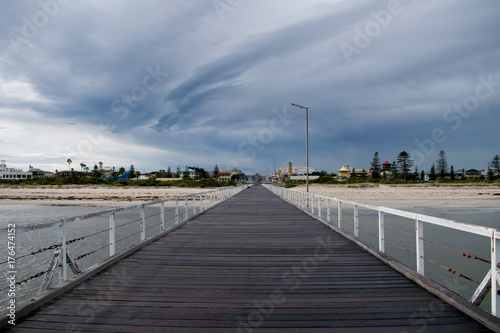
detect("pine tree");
top-left (214, 164), bottom-right (220, 180)
top-left (429, 163), bottom-right (436, 181)
top-left (450, 165), bottom-right (455, 180)
top-left (370, 152), bottom-right (381, 179)
top-left (167, 166), bottom-right (172, 178)
top-left (436, 150), bottom-right (448, 179)
top-left (397, 151), bottom-right (414, 181)
top-left (128, 165), bottom-right (136, 179)
top-left (420, 170), bottom-right (425, 181)
top-left (490, 155), bottom-right (500, 180)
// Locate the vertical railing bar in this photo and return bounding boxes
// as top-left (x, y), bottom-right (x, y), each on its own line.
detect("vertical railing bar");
top-left (416, 217), bottom-right (424, 275)
top-left (140, 204), bottom-right (146, 241)
top-left (378, 210), bottom-right (385, 252)
top-left (109, 211), bottom-right (116, 256)
top-left (354, 205), bottom-right (359, 238)
top-left (338, 201), bottom-right (342, 229)
top-left (160, 202), bottom-right (165, 232)
top-left (492, 231), bottom-right (500, 316)
top-left (327, 198), bottom-right (331, 223)
top-left (175, 198), bottom-right (179, 225)
top-left (57, 220), bottom-right (67, 282)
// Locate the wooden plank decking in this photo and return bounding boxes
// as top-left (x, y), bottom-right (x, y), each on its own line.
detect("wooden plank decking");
top-left (6, 186), bottom-right (493, 332)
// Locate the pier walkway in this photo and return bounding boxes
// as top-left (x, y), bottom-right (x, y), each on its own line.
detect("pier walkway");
top-left (7, 186), bottom-right (493, 332)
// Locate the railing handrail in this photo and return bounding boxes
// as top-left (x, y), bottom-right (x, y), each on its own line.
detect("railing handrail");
top-left (2, 186), bottom-right (244, 233)
top-left (275, 186), bottom-right (498, 238)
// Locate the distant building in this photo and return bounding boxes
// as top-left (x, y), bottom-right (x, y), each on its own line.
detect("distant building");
top-left (338, 166), bottom-right (352, 179)
top-left (277, 162), bottom-right (319, 182)
top-left (465, 169), bottom-right (482, 180)
top-left (382, 161), bottom-right (391, 170)
top-left (0, 160), bottom-right (33, 180)
top-left (28, 166), bottom-right (54, 178)
top-left (58, 170), bottom-right (88, 177)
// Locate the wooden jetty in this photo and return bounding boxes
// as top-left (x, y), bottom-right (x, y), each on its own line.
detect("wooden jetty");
top-left (6, 186), bottom-right (497, 332)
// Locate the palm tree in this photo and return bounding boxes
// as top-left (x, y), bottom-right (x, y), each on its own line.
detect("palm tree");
top-left (80, 163), bottom-right (86, 172)
top-left (67, 158), bottom-right (72, 170)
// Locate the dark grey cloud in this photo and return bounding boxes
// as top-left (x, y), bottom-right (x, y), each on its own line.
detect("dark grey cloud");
top-left (0, 0), bottom-right (499, 174)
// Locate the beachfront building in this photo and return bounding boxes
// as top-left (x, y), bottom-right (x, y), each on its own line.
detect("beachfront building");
top-left (382, 161), bottom-right (391, 171)
top-left (28, 166), bottom-right (54, 178)
top-left (338, 166), bottom-right (352, 179)
top-left (0, 160), bottom-right (33, 180)
top-left (277, 162), bottom-right (319, 182)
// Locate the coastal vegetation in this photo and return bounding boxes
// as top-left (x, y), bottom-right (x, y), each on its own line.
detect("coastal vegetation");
top-left (0, 175), bottom-right (237, 188)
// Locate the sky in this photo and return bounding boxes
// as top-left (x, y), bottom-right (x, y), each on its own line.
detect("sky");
top-left (1, 0), bottom-right (499, 176)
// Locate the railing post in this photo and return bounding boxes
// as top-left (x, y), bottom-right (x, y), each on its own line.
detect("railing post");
top-left (306, 192), bottom-right (310, 211)
top-left (327, 199), bottom-right (331, 223)
top-left (109, 211), bottom-right (116, 256)
top-left (200, 194), bottom-right (203, 212)
top-left (416, 216), bottom-right (424, 275)
top-left (491, 231), bottom-right (500, 316)
top-left (338, 201), bottom-right (342, 228)
top-left (184, 197), bottom-right (188, 219)
top-left (378, 210), bottom-right (385, 252)
top-left (140, 204), bottom-right (146, 241)
top-left (160, 202), bottom-right (165, 232)
top-left (57, 220), bottom-right (67, 282)
top-left (354, 205), bottom-right (359, 238)
top-left (318, 196), bottom-right (321, 218)
top-left (193, 195), bottom-right (197, 215)
top-left (311, 195), bottom-right (315, 215)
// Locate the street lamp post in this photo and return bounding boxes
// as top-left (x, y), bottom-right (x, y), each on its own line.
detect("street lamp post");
top-left (269, 156), bottom-right (276, 181)
top-left (291, 103), bottom-right (309, 193)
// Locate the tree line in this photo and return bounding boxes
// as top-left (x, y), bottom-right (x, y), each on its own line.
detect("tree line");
top-left (368, 151), bottom-right (500, 181)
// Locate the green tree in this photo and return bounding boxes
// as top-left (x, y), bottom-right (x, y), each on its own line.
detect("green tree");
top-left (429, 163), bottom-right (436, 181)
top-left (167, 166), bottom-right (172, 178)
top-left (67, 158), bottom-right (72, 170)
top-left (420, 170), bottom-right (425, 181)
top-left (390, 161), bottom-right (398, 179)
top-left (213, 164), bottom-right (220, 180)
top-left (436, 150), bottom-right (448, 179)
top-left (450, 165), bottom-right (455, 180)
top-left (98, 161), bottom-right (103, 171)
top-left (370, 152), bottom-right (381, 179)
top-left (92, 164), bottom-right (102, 178)
top-left (490, 155), bottom-right (500, 180)
top-left (129, 165), bottom-right (136, 179)
top-left (397, 151), bottom-right (414, 180)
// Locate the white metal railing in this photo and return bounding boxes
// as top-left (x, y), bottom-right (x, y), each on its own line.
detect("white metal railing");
top-left (263, 184), bottom-right (500, 317)
top-left (0, 185), bottom-right (249, 305)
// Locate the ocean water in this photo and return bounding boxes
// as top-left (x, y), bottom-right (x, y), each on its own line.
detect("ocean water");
top-left (1, 203), bottom-right (499, 313)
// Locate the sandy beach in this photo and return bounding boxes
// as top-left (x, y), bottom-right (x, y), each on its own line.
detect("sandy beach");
top-left (293, 184), bottom-right (500, 208)
top-left (0, 186), bottom-right (214, 207)
top-left (1, 184), bottom-right (499, 208)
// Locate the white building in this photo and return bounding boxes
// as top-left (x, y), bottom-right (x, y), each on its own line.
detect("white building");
top-left (0, 160), bottom-right (33, 180)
